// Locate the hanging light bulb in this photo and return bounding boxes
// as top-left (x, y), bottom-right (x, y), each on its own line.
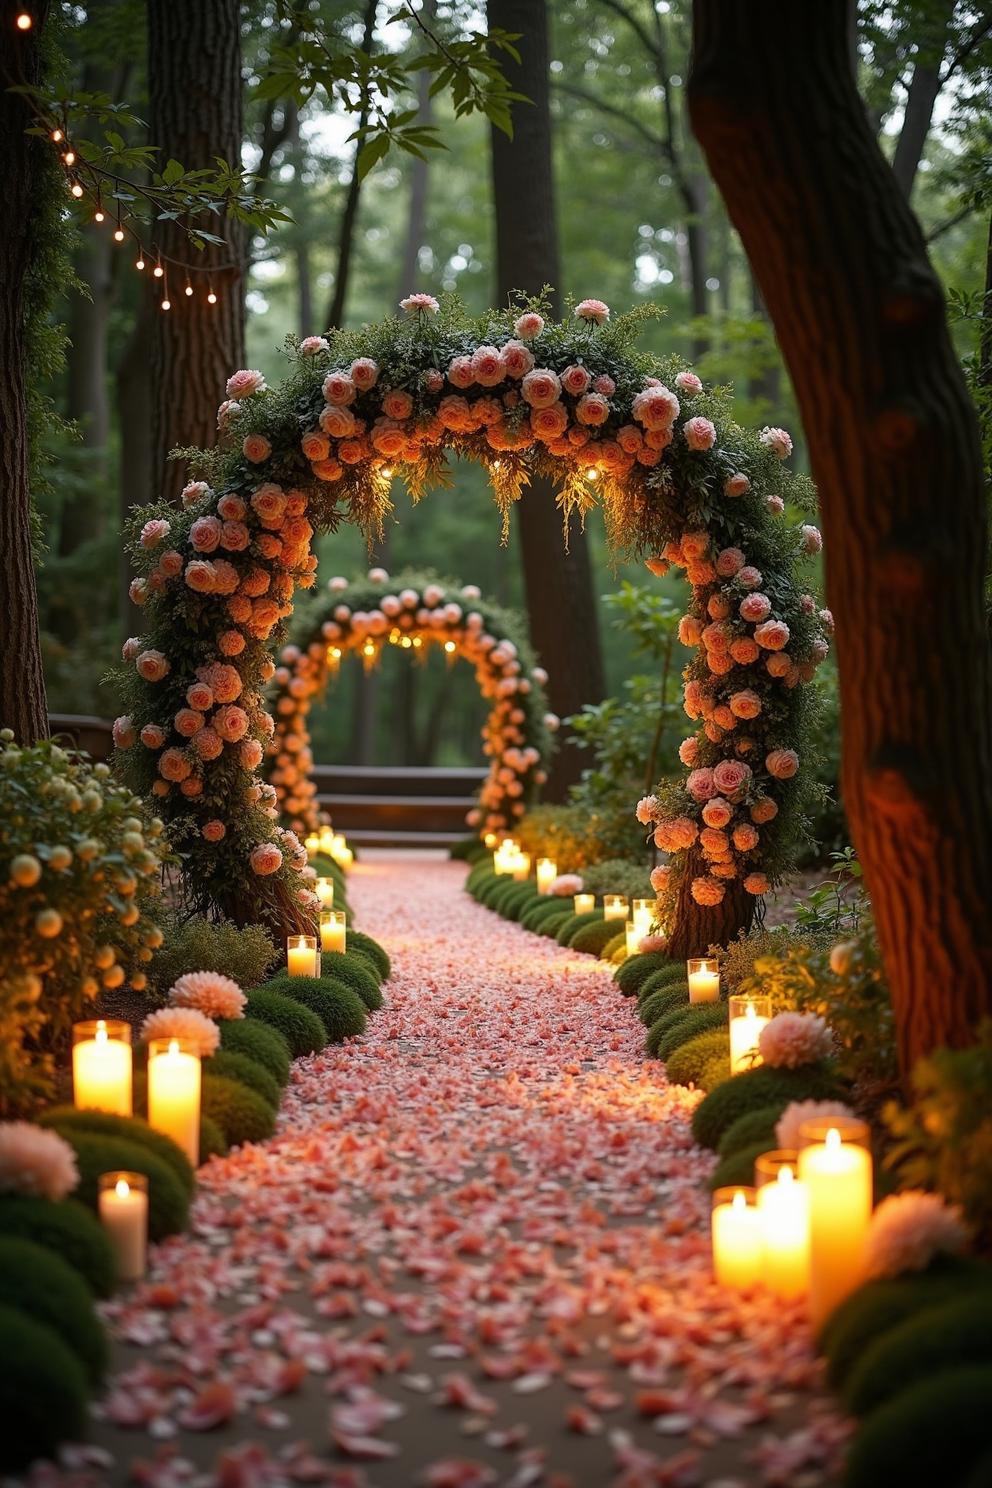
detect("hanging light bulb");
top-left (153, 260), bottom-right (164, 279)
top-left (16, 12), bottom-right (33, 30)
top-left (94, 207), bottom-right (105, 223)
top-left (113, 218), bottom-right (125, 242)
top-left (184, 281), bottom-right (193, 297)
top-left (161, 297), bottom-right (172, 311)
top-left (206, 285), bottom-right (217, 305)
top-left (63, 149), bottom-right (75, 166)
top-left (51, 127), bottom-right (63, 143)
top-left (135, 253), bottom-right (146, 270)
top-left (70, 181), bottom-right (83, 198)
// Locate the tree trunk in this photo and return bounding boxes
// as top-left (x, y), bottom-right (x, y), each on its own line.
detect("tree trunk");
top-left (666, 846), bottom-right (754, 958)
top-left (689, 0), bottom-right (992, 1072)
top-left (117, 297), bottom-right (155, 640)
top-left (147, 0), bottom-right (245, 505)
top-left (488, 0), bottom-right (605, 799)
top-left (890, 48), bottom-right (946, 200)
top-left (324, 0), bottom-right (377, 331)
top-left (0, 0), bottom-right (51, 743)
top-left (61, 230), bottom-right (113, 553)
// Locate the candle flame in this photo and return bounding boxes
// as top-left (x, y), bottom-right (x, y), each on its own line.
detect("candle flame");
top-left (825, 1126), bottom-right (842, 1152)
top-left (95, 1020), bottom-right (108, 1043)
top-left (168, 1038), bottom-right (179, 1056)
top-left (732, 1189), bottom-right (747, 1211)
top-left (778, 1164), bottom-right (794, 1186)
top-left (745, 1003), bottom-right (758, 1022)
top-left (115, 1178), bottom-right (130, 1198)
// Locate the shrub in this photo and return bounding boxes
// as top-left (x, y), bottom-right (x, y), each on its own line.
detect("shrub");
top-left (844, 1367), bottom-right (992, 1488)
top-left (0, 1196), bottom-right (115, 1295)
top-left (38, 1107), bottom-right (194, 1196)
top-left (667, 1030), bottom-right (731, 1090)
top-left (819, 1255), bottom-right (992, 1388)
top-left (202, 1051), bottom-right (281, 1111)
top-left (699, 1054), bottom-right (733, 1093)
top-left (691, 1065), bottom-right (845, 1151)
top-left (655, 1003), bottom-right (729, 1062)
top-left (245, 988), bottom-right (326, 1057)
top-left (521, 899), bottom-right (573, 932)
top-left (514, 802), bottom-right (597, 869)
top-left (450, 836), bottom-right (486, 862)
top-left (0, 1304), bottom-right (88, 1471)
top-left (614, 952), bottom-right (673, 998)
top-left (201, 1073), bottom-right (276, 1147)
top-left (200, 1114), bottom-right (228, 1160)
top-left (486, 881), bottom-right (520, 916)
top-left (556, 911), bottom-right (603, 947)
top-left (466, 867), bottom-right (497, 898)
top-left (571, 920), bottom-right (619, 957)
top-left (494, 883), bottom-right (540, 920)
top-left (537, 911), bottom-right (574, 939)
top-left (639, 985), bottom-right (690, 1027)
top-left (844, 1294), bottom-right (992, 1417)
top-left (264, 975), bottom-right (367, 1042)
top-left (345, 929), bottom-right (391, 981)
top-left (310, 952), bottom-right (381, 1012)
top-left (65, 1132), bottom-right (190, 1240)
top-left (636, 963), bottom-right (689, 1001)
top-left (0, 1236), bottom-right (107, 1384)
top-left (708, 1141), bottom-right (770, 1192)
top-left (219, 1018), bottom-right (291, 1085)
top-left (600, 932), bottom-right (626, 961)
top-left (478, 876), bottom-right (511, 908)
top-left (717, 1104), bottom-right (786, 1158)
top-left (148, 914), bottom-right (276, 995)
top-left (580, 858), bottom-right (653, 900)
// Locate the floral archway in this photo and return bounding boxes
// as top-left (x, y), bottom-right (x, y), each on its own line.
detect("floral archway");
top-left (114, 292), bottom-right (828, 947)
top-left (266, 570), bottom-right (556, 839)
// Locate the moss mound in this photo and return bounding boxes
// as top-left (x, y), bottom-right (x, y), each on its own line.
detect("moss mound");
top-left (219, 1017), bottom-right (291, 1085)
top-left (245, 987), bottom-right (326, 1057)
top-left (717, 1103), bottom-right (785, 1157)
top-left (262, 974), bottom-right (367, 1041)
top-left (691, 1064), bottom-right (844, 1151)
top-left (555, 910), bottom-right (603, 946)
top-left (537, 910), bottom-right (574, 938)
top-left (666, 1030), bottom-right (732, 1089)
top-left (639, 985), bottom-right (690, 1027)
top-left (499, 884), bottom-right (541, 919)
top-left (312, 952), bottom-right (382, 1011)
top-left (708, 1140), bottom-right (771, 1191)
top-left (0, 1196), bottom-right (115, 1296)
top-left (636, 963), bottom-right (691, 1000)
top-left (478, 875), bottom-right (511, 908)
top-left (0, 1304), bottom-right (88, 1471)
top-left (655, 1002), bottom-right (729, 1062)
top-left (845, 1294), bottom-right (992, 1417)
top-left (0, 1236), bottom-right (107, 1384)
top-left (200, 1113), bottom-right (229, 1160)
top-left (521, 898), bottom-right (573, 932)
top-left (844, 1367), bottom-right (992, 1488)
top-left (39, 1106), bottom-right (194, 1196)
top-left (345, 929), bottom-right (391, 980)
top-left (699, 1053), bottom-right (733, 1092)
top-left (615, 951), bottom-right (673, 997)
top-left (571, 919), bottom-right (619, 956)
top-left (203, 1051), bottom-right (281, 1110)
top-left (821, 1255), bottom-right (992, 1389)
top-left (65, 1131), bottom-right (190, 1240)
top-left (601, 931), bottom-right (627, 961)
top-left (201, 1072), bottom-right (277, 1147)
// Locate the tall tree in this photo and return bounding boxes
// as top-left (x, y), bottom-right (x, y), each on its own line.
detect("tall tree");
top-left (147, 0), bottom-right (245, 504)
top-left (689, 0), bottom-right (992, 1073)
top-left (324, 0), bottom-right (377, 331)
top-left (488, 0), bottom-right (606, 797)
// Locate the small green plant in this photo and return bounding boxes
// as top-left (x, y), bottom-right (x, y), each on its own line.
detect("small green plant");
top-left (66, 1132), bottom-right (190, 1240)
top-left (202, 1051), bottom-right (281, 1111)
top-left (262, 975), bottom-right (367, 1042)
top-left (218, 1018), bottom-right (291, 1085)
top-left (245, 988), bottom-right (326, 1057)
top-left (148, 914), bottom-right (276, 994)
top-left (793, 848), bottom-right (865, 936)
top-left (0, 1196), bottom-right (115, 1296)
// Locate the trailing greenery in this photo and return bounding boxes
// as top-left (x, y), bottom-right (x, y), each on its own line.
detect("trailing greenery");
top-left (666, 1029), bottom-right (731, 1089)
top-left (844, 1295), bottom-right (992, 1417)
top-left (203, 1050), bottom-right (282, 1110)
top-left (843, 1367), bottom-right (992, 1488)
top-left (38, 1106), bottom-right (194, 1195)
top-left (0, 1304), bottom-right (88, 1473)
top-left (0, 1236), bottom-right (107, 1386)
top-left (691, 1064), bottom-right (844, 1151)
top-left (262, 975), bottom-right (367, 1041)
top-left (0, 1197), bottom-right (115, 1296)
top-left (245, 987), bottom-right (327, 1056)
top-left (148, 913), bottom-right (277, 994)
top-left (219, 1017), bottom-right (291, 1085)
top-left (201, 1072), bottom-right (277, 1146)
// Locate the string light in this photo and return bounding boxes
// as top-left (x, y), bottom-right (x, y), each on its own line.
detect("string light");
top-left (152, 260), bottom-right (164, 279)
top-left (70, 181), bottom-right (83, 199)
top-left (161, 296), bottom-right (172, 311)
top-left (207, 289), bottom-right (217, 304)
top-left (51, 127), bottom-right (63, 143)
top-left (135, 253), bottom-right (146, 270)
top-left (63, 150), bottom-right (75, 167)
top-left (113, 225), bottom-right (125, 242)
top-left (93, 207), bottom-right (105, 224)
top-left (184, 280), bottom-right (193, 297)
top-left (585, 466), bottom-right (599, 482)
top-left (16, 11), bottom-right (33, 29)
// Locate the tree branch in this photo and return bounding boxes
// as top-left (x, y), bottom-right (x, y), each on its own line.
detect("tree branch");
top-left (550, 78), bottom-right (666, 152)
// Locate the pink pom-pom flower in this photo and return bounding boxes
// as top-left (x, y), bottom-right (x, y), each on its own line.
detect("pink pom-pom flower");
top-left (758, 1011), bottom-right (833, 1069)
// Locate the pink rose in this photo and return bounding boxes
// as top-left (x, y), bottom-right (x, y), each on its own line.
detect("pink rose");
top-left (250, 842), bottom-right (283, 875)
top-left (800, 524), bottom-right (823, 554)
top-left (301, 431), bottom-right (330, 462)
top-left (112, 715), bottom-right (135, 748)
top-left (122, 636), bottom-right (142, 662)
top-left (322, 372), bottom-right (356, 406)
top-left (382, 388), bottom-right (414, 419)
top-left (760, 426), bottom-right (793, 460)
top-left (470, 345), bottom-right (505, 387)
top-left (716, 547), bottom-right (745, 577)
top-left (220, 521), bottom-right (249, 552)
top-left (650, 864), bottom-right (671, 893)
top-left (351, 357), bottom-right (379, 389)
top-left (513, 311), bottom-right (544, 340)
top-left (635, 794), bottom-right (658, 825)
top-left (201, 820), bottom-right (226, 842)
top-left (712, 758), bottom-right (752, 797)
top-left (755, 619), bottom-right (791, 651)
top-left (184, 559), bottom-right (216, 593)
top-left (213, 705), bottom-right (249, 742)
top-left (174, 708), bottom-right (204, 738)
top-left (250, 485), bottom-right (287, 525)
top-left (766, 652), bottom-right (792, 678)
top-left (190, 515), bottom-right (222, 553)
top-left (181, 480), bottom-right (209, 508)
top-left (299, 335), bottom-right (329, 357)
top-left (521, 368), bottom-right (562, 409)
top-left (158, 747), bottom-right (191, 782)
top-left (593, 374), bottom-right (615, 396)
top-left (200, 662), bottom-right (241, 703)
top-left (140, 518), bottom-right (170, 548)
top-left (766, 748), bottom-right (799, 780)
top-left (675, 370), bottom-right (703, 394)
top-left (574, 298), bottom-right (609, 324)
top-left (575, 392), bottom-right (610, 426)
top-left (740, 592), bottom-right (772, 623)
top-left (678, 736), bottom-right (699, 767)
top-left (319, 405), bottom-right (357, 439)
top-left (561, 364), bottom-right (591, 397)
top-left (136, 649), bottom-right (169, 682)
top-left (216, 494), bottom-right (246, 522)
top-left (686, 767), bottom-right (716, 802)
top-left (139, 723), bottom-right (165, 750)
top-left (243, 434), bottom-right (271, 463)
top-left (399, 292), bottom-right (439, 315)
top-left (632, 385), bottom-right (680, 431)
top-left (226, 369), bottom-right (266, 399)
top-left (683, 415), bottom-right (716, 451)
top-left (216, 400), bottom-right (240, 430)
top-left (702, 797), bottom-right (733, 829)
top-left (501, 340), bottom-right (535, 378)
top-left (530, 403), bottom-right (569, 441)
top-left (766, 494), bottom-right (785, 515)
top-left (690, 875), bottom-right (725, 906)
top-left (724, 472), bottom-right (751, 497)
top-left (239, 738), bottom-right (264, 770)
top-left (156, 550), bottom-right (181, 579)
top-left (447, 355), bottom-right (475, 389)
top-left (738, 566), bottom-right (762, 590)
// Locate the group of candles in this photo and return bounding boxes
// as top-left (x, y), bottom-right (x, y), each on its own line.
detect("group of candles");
top-left (686, 958), bottom-right (772, 1074)
top-left (287, 910), bottom-right (347, 977)
top-left (492, 839), bottom-right (532, 880)
top-left (304, 826), bottom-right (353, 869)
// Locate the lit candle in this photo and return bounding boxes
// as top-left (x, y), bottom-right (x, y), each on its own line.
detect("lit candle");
top-left (687, 957), bottom-right (721, 1005)
top-left (484, 831), bottom-right (498, 850)
top-left (320, 910), bottom-right (347, 954)
top-left (603, 895), bottom-right (629, 921)
top-left (287, 933), bottom-right (320, 977)
top-left (711, 1185), bottom-right (762, 1290)
top-left (798, 1119), bottom-right (873, 1326)
top-left (331, 832), bottom-right (347, 859)
top-left (304, 832), bottom-right (321, 858)
top-left (72, 1019), bottom-right (132, 1116)
top-left (147, 1038), bottom-right (201, 1166)
top-left (314, 876), bottom-right (335, 908)
top-left (756, 1152), bottom-right (810, 1300)
top-left (98, 1170), bottom-right (147, 1282)
top-left (319, 826), bottom-right (335, 854)
top-left (632, 898), bottom-right (654, 934)
top-left (511, 851), bottom-right (532, 883)
top-left (536, 857), bottom-right (558, 894)
top-left (624, 921), bottom-right (644, 958)
top-left (574, 893), bottom-right (595, 916)
top-left (728, 994), bottom-right (771, 1074)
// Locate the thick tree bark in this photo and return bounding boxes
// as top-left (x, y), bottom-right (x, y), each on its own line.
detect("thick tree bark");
top-left (61, 230), bottom-right (113, 554)
top-left (147, 0), bottom-right (245, 504)
top-left (666, 846), bottom-right (754, 958)
top-left (0, 0), bottom-right (51, 743)
top-left (324, 0), bottom-right (377, 332)
top-left (488, 0), bottom-right (605, 799)
top-left (689, 0), bottom-right (992, 1072)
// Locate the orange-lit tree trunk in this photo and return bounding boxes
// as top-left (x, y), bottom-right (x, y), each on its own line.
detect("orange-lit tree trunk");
top-left (689, 0), bottom-right (992, 1073)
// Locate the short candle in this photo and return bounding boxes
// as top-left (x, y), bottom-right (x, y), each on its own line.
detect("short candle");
top-left (72, 1019), bottom-right (132, 1116)
top-left (798, 1118), bottom-right (873, 1326)
top-left (632, 898), bottom-right (654, 934)
top-left (314, 876), bottom-right (335, 908)
top-left (98, 1170), bottom-right (148, 1283)
top-left (687, 957), bottom-right (720, 1005)
top-left (603, 894), bottom-right (629, 921)
top-left (287, 933), bottom-right (320, 977)
top-left (147, 1037), bottom-right (200, 1167)
top-left (624, 921), bottom-right (644, 959)
top-left (728, 993), bottom-right (772, 1074)
top-left (711, 1185), bottom-right (762, 1290)
top-left (320, 910), bottom-right (347, 955)
top-left (573, 893), bottom-right (595, 916)
top-left (755, 1152), bottom-right (810, 1300)
top-left (304, 832), bottom-right (321, 858)
top-left (536, 857), bottom-right (558, 894)
top-left (511, 851), bottom-right (532, 883)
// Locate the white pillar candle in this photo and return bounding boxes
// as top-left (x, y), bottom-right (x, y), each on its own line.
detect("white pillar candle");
top-left (756, 1155), bottom-right (810, 1300)
top-left (603, 895), bottom-right (629, 921)
top-left (728, 995), bottom-right (771, 1074)
top-left (287, 934), bottom-right (320, 977)
top-left (314, 876), bottom-right (335, 908)
top-left (72, 1019), bottom-right (133, 1116)
top-left (687, 957), bottom-right (721, 1005)
top-left (147, 1038), bottom-right (200, 1167)
top-left (304, 832), bottom-right (321, 859)
top-left (625, 921), bottom-right (644, 958)
top-left (511, 852), bottom-right (531, 883)
top-left (632, 898), bottom-right (654, 934)
top-left (711, 1186), bottom-right (762, 1290)
top-left (536, 858), bottom-right (558, 894)
top-left (320, 910), bottom-right (347, 954)
top-left (798, 1120), bottom-right (873, 1327)
top-left (573, 893), bottom-right (595, 916)
top-left (98, 1171), bottom-right (147, 1282)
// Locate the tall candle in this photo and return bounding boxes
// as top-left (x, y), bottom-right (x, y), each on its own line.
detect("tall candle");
top-left (147, 1038), bottom-right (200, 1166)
top-left (314, 876), bottom-right (335, 908)
top-left (72, 1019), bottom-right (132, 1116)
top-left (603, 895), bottom-right (629, 921)
top-left (287, 934), bottom-right (320, 977)
top-left (729, 994), bottom-right (772, 1074)
top-left (687, 958), bottom-right (720, 1005)
top-left (320, 910), bottom-right (347, 954)
top-left (573, 893), bottom-right (595, 916)
top-left (711, 1186), bottom-right (762, 1289)
top-left (625, 921), bottom-right (644, 958)
top-left (798, 1120), bottom-right (873, 1326)
top-left (536, 858), bottom-right (558, 894)
top-left (756, 1154), bottom-right (810, 1300)
top-left (98, 1171), bottom-right (147, 1282)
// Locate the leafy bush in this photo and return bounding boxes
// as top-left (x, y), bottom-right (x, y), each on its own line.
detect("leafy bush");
top-left (514, 803), bottom-right (603, 871)
top-left (38, 1106), bottom-right (194, 1196)
top-left (202, 1051), bottom-right (281, 1111)
top-left (637, 963), bottom-right (689, 1000)
top-left (708, 1141), bottom-right (770, 1192)
top-left (844, 1367), bottom-right (992, 1488)
top-left (717, 1104), bottom-right (785, 1158)
top-left (0, 1196), bottom-right (115, 1295)
top-left (264, 975), bottom-right (367, 1042)
top-left (148, 914), bottom-right (276, 995)
top-left (345, 929), bottom-right (391, 981)
top-left (655, 1003), bottom-right (728, 1062)
top-left (639, 985), bottom-right (689, 1027)
top-left (0, 1304), bottom-right (88, 1471)
top-left (699, 1054), bottom-right (733, 1092)
top-left (844, 1295), bottom-right (992, 1417)
top-left (614, 951), bottom-right (672, 997)
top-left (581, 858), bottom-right (653, 901)
top-left (66, 1131), bottom-right (190, 1240)
top-left (494, 883), bottom-right (540, 919)
top-left (691, 1065), bottom-right (844, 1151)
top-left (666, 1030), bottom-right (731, 1090)
top-left (0, 1236), bottom-right (106, 1385)
top-left (571, 919), bottom-right (622, 956)
top-left (219, 1018), bottom-right (291, 1086)
top-left (201, 1073), bottom-right (276, 1146)
top-left (200, 1114), bottom-right (229, 1160)
top-left (245, 988), bottom-right (326, 1057)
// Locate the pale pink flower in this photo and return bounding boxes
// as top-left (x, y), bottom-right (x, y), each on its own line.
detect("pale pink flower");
top-left (141, 1006), bottom-right (220, 1057)
top-left (470, 345), bottom-right (505, 387)
top-left (766, 493), bottom-right (786, 515)
top-left (112, 715), bottom-right (135, 749)
top-left (635, 795), bottom-right (659, 826)
top-left (775, 1099), bottom-right (854, 1151)
top-left (800, 524), bottom-right (823, 554)
top-left (574, 392), bottom-right (609, 426)
top-left (740, 592), bottom-right (772, 623)
top-left (759, 1011), bottom-right (833, 1069)
top-left (192, 727), bottom-right (223, 761)
top-left (129, 577), bottom-right (148, 606)
top-left (170, 971), bottom-right (246, 1021)
top-left (766, 652), bottom-right (792, 678)
top-left (140, 723), bottom-right (166, 749)
top-left (501, 340), bottom-right (535, 378)
top-left (632, 386), bottom-right (679, 431)
top-left (239, 738), bottom-right (264, 770)
top-left (678, 737), bottom-right (699, 767)
top-left (550, 873), bottom-right (583, 897)
top-left (760, 425), bottom-right (793, 460)
top-left (738, 565), bottom-right (763, 589)
top-left (675, 370), bottom-right (703, 394)
top-left (382, 388), bottom-right (414, 420)
top-left (140, 518), bottom-right (171, 548)
top-left (530, 403), bottom-right (569, 441)
top-left (250, 842), bottom-right (283, 875)
top-left (399, 292), bottom-right (439, 315)
top-left (716, 547), bottom-right (745, 578)
top-left (226, 369), bottom-right (266, 399)
top-left (561, 364), bottom-right (592, 397)
top-left (0, 1123), bottom-right (78, 1201)
top-left (217, 494), bottom-right (246, 521)
top-left (864, 1193), bottom-right (968, 1280)
top-left (250, 485), bottom-right (287, 524)
top-left (691, 875), bottom-right (725, 906)
top-left (350, 357), bottom-right (379, 389)
top-left (136, 649), bottom-right (170, 683)
top-left (299, 335), bottom-right (329, 356)
top-left (174, 708), bottom-right (204, 738)
top-left (574, 297), bottom-right (610, 324)
top-left (724, 472), bottom-right (751, 498)
top-left (216, 399), bottom-right (240, 430)
top-left (447, 355), bottom-right (475, 389)
top-left (766, 748), bottom-right (799, 779)
top-left (743, 872), bottom-right (770, 896)
top-left (521, 368), bottom-right (562, 409)
top-left (186, 681), bottom-right (214, 711)
top-left (319, 405), bottom-right (357, 440)
top-left (322, 372), bottom-right (356, 406)
top-left (190, 515), bottom-right (222, 553)
top-left (513, 311), bottom-right (544, 339)
top-left (184, 559), bottom-right (216, 594)
top-left (755, 619), bottom-right (791, 651)
top-left (593, 373), bottom-right (615, 396)
top-left (713, 758), bottom-right (752, 797)
top-left (683, 415), bottom-right (716, 451)
top-left (122, 636), bottom-right (142, 662)
top-left (213, 705), bottom-right (249, 743)
top-left (686, 767), bottom-right (716, 802)
top-left (302, 430), bottom-right (331, 460)
top-left (650, 864), bottom-right (671, 892)
top-left (201, 820), bottom-right (226, 842)
top-left (159, 550), bottom-right (183, 579)
top-left (243, 433), bottom-right (271, 463)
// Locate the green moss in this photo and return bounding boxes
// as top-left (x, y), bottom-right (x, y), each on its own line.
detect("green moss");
top-left (708, 1141), bottom-right (770, 1191)
top-left (637, 969), bottom-right (691, 1008)
top-left (639, 985), bottom-right (690, 1027)
top-left (717, 1104), bottom-right (785, 1158)
top-left (600, 931), bottom-right (627, 961)
top-left (478, 876), bottom-right (511, 908)
top-left (203, 1051), bottom-right (281, 1111)
top-left (614, 951), bottom-right (673, 997)
top-left (39, 1107), bottom-right (194, 1196)
top-left (0, 1236), bottom-right (107, 1384)
top-left (843, 1367), bottom-right (992, 1488)
top-left (0, 1304), bottom-right (88, 1471)
top-left (667, 1030), bottom-right (732, 1090)
top-left (219, 1018), bottom-right (291, 1085)
top-left (65, 1132), bottom-right (190, 1240)
top-left (311, 952), bottom-right (383, 1012)
top-left (345, 929), bottom-right (391, 980)
top-left (245, 988), bottom-right (326, 1057)
top-left (537, 910), bottom-right (574, 938)
top-left (699, 1054), bottom-right (733, 1092)
top-left (521, 898), bottom-right (573, 932)
top-left (845, 1294), bottom-right (992, 1417)
top-left (498, 883), bottom-right (541, 919)
top-left (692, 1064), bottom-right (844, 1151)
top-left (655, 1002), bottom-right (729, 1062)
top-left (0, 1196), bottom-right (115, 1296)
top-left (571, 919), bottom-right (621, 956)
top-left (267, 975), bottom-right (367, 1042)
top-left (201, 1073), bottom-right (277, 1147)
top-left (821, 1256), bottom-right (992, 1389)
top-left (555, 910), bottom-right (602, 946)
top-left (467, 868), bottom-right (497, 899)
top-left (200, 1114), bottom-right (229, 1160)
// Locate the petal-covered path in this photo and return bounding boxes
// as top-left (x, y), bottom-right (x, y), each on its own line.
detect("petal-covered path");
top-left (66, 857), bottom-right (844, 1487)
